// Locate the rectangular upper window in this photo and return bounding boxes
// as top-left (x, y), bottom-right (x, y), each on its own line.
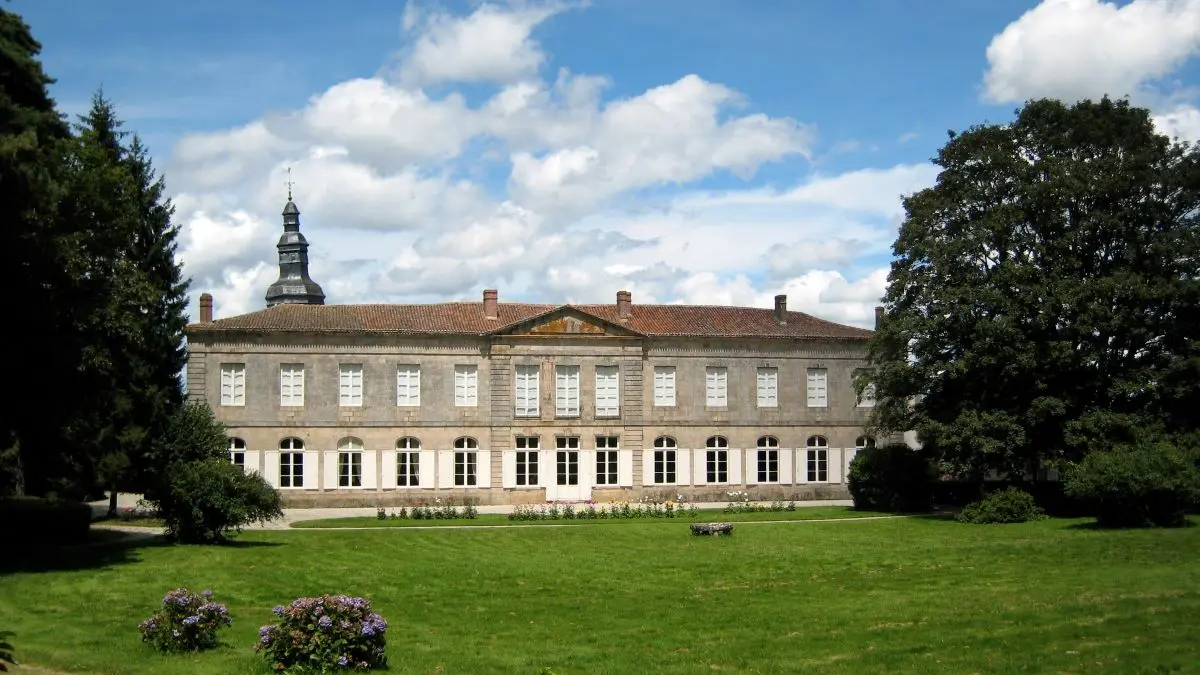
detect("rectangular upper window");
top-left (594, 366), bottom-right (620, 417)
top-left (555, 365), bottom-right (580, 417)
top-left (515, 365), bottom-right (540, 417)
top-left (757, 367), bottom-right (778, 408)
top-left (705, 366), bottom-right (727, 407)
top-left (220, 363), bottom-right (245, 406)
top-left (339, 364), bottom-right (363, 407)
top-left (856, 369), bottom-right (876, 408)
top-left (396, 364), bottom-right (420, 407)
top-left (806, 368), bottom-right (828, 408)
top-left (454, 365), bottom-right (478, 407)
top-left (653, 366), bottom-right (676, 407)
top-left (280, 363), bottom-right (304, 407)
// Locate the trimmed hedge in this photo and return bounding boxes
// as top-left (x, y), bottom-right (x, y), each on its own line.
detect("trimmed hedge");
top-left (0, 496), bottom-right (92, 546)
top-left (956, 487), bottom-right (1047, 524)
top-left (847, 442), bottom-right (935, 512)
top-left (931, 480), bottom-right (1089, 517)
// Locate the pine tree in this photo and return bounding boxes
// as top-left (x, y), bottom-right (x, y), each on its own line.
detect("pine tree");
top-left (0, 7), bottom-right (71, 496)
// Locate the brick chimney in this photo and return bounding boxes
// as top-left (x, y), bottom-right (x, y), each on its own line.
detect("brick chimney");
top-left (774, 294), bottom-right (787, 325)
top-left (199, 292), bottom-right (214, 323)
top-left (874, 305), bottom-right (884, 329)
top-left (616, 290), bottom-right (632, 321)
top-left (483, 289), bottom-right (499, 320)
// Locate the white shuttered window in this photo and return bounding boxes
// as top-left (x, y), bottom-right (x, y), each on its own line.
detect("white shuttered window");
top-left (339, 364), bottom-right (363, 406)
top-left (555, 365), bottom-right (580, 416)
top-left (595, 366), bottom-right (619, 417)
top-left (806, 368), bottom-right (828, 408)
top-left (454, 365), bottom-right (478, 406)
top-left (396, 364), bottom-right (420, 406)
top-left (705, 367), bottom-right (727, 406)
top-left (653, 366), bottom-right (676, 407)
top-left (280, 363), bottom-right (304, 406)
top-left (220, 363), bottom-right (245, 406)
top-left (757, 367), bottom-right (778, 408)
top-left (515, 365), bottom-right (540, 417)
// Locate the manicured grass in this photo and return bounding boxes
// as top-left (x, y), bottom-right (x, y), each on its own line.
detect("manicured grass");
top-left (292, 505), bottom-right (880, 528)
top-left (2, 517), bottom-right (1199, 674)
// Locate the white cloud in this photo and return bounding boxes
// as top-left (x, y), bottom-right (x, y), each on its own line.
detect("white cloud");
top-left (983, 0), bottom-right (1200, 104)
top-left (1153, 104), bottom-right (1200, 142)
top-left (172, 1), bottom-right (900, 329)
top-left (395, 2), bottom-right (567, 86)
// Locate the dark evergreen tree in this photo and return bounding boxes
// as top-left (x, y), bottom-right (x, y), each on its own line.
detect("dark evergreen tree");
top-left (0, 7), bottom-right (71, 496)
top-left (865, 97), bottom-right (1200, 480)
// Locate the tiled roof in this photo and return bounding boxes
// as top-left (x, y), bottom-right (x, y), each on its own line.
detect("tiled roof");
top-left (186, 302), bottom-right (872, 340)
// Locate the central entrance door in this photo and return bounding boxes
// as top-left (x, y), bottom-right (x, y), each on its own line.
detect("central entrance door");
top-left (547, 436), bottom-right (589, 501)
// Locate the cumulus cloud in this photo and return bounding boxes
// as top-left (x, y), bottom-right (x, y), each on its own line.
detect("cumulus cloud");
top-left (982, 0), bottom-right (1200, 104)
top-left (171, 1), bottom-right (905, 329)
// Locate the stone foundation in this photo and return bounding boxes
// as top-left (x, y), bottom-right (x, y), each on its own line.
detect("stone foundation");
top-left (278, 484), bottom-right (850, 508)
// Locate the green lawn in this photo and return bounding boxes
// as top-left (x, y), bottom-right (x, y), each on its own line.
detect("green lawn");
top-left (2, 516), bottom-right (1199, 674)
top-left (292, 505), bottom-right (880, 528)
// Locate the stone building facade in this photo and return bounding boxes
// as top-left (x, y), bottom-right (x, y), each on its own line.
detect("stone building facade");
top-left (184, 197), bottom-right (883, 507)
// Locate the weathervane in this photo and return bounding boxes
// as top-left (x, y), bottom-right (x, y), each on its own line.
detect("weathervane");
top-left (285, 167), bottom-right (294, 201)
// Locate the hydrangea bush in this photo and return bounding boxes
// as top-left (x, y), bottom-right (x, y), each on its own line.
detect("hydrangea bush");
top-left (139, 588), bottom-right (232, 652)
top-left (257, 595), bottom-right (388, 672)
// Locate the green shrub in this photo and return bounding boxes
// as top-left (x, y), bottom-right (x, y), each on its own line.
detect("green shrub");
top-left (155, 459), bottom-right (283, 543)
top-left (847, 442), bottom-right (935, 512)
top-left (956, 487), bottom-right (1047, 524)
top-left (139, 588), bottom-right (232, 652)
top-left (257, 595), bottom-right (388, 672)
top-left (0, 629), bottom-right (14, 671)
top-left (0, 496), bottom-right (91, 546)
top-left (1064, 442), bottom-right (1200, 528)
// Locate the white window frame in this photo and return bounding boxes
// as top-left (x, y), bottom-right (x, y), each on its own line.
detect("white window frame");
top-left (228, 437), bottom-right (246, 468)
top-left (395, 364), bottom-right (421, 407)
top-left (454, 365), bottom-right (478, 407)
top-left (454, 437), bottom-right (478, 486)
top-left (338, 438), bottom-right (363, 488)
top-left (806, 435), bottom-right (829, 482)
top-left (705, 436), bottom-right (728, 483)
top-left (339, 364), bottom-right (364, 407)
top-left (807, 367), bottom-right (828, 408)
top-left (555, 365), bottom-right (581, 417)
top-left (515, 436), bottom-right (539, 486)
top-left (515, 365), bottom-right (540, 418)
top-left (756, 367), bottom-right (779, 408)
top-left (595, 436), bottom-right (619, 485)
top-left (705, 366), bottom-right (728, 407)
top-left (653, 366), bottom-right (676, 407)
top-left (594, 366), bottom-right (620, 418)
top-left (279, 363), bottom-right (305, 407)
top-left (220, 363), bottom-right (245, 406)
top-left (397, 437), bottom-right (420, 487)
top-left (279, 438), bottom-right (304, 488)
top-left (652, 436), bottom-right (677, 484)
top-left (757, 436), bottom-right (779, 483)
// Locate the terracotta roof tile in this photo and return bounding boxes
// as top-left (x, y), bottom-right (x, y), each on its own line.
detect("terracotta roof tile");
top-left (186, 302), bottom-right (871, 340)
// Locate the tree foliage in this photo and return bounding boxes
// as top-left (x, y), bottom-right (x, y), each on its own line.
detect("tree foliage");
top-left (866, 97), bottom-right (1200, 479)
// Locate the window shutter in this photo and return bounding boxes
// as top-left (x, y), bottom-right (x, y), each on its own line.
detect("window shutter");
top-left (692, 449), bottom-right (707, 486)
top-left (676, 449), bottom-right (691, 487)
top-left (323, 451), bottom-right (338, 489)
top-left (360, 450), bottom-right (377, 489)
top-left (263, 451), bottom-right (280, 488)
top-left (418, 450), bottom-right (436, 487)
top-left (381, 451), bottom-right (398, 490)
top-left (744, 449), bottom-right (758, 485)
top-left (437, 451), bottom-right (454, 488)
top-left (642, 449), bottom-right (655, 486)
top-left (779, 447), bottom-right (794, 484)
top-left (828, 448), bottom-right (843, 483)
top-left (502, 451), bottom-right (516, 488)
top-left (476, 451), bottom-right (491, 488)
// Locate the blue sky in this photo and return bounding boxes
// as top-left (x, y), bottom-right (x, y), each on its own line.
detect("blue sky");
top-left (12, 0), bottom-right (1200, 326)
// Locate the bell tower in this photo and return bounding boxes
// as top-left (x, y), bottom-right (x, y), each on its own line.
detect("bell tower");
top-left (265, 170), bottom-right (326, 307)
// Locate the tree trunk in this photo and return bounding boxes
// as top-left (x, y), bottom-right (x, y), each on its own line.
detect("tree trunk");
top-left (107, 485), bottom-right (118, 518)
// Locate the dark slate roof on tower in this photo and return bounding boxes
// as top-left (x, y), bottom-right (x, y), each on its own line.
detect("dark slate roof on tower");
top-left (265, 189), bottom-right (325, 307)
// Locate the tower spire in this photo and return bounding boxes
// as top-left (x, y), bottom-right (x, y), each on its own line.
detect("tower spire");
top-left (265, 172), bottom-right (326, 307)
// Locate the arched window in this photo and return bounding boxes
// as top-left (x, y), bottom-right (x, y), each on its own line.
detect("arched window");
top-left (279, 438), bottom-right (304, 488)
top-left (855, 436), bottom-right (875, 449)
top-left (453, 437), bottom-right (478, 486)
top-left (397, 438), bottom-right (420, 487)
top-left (805, 435), bottom-right (828, 482)
top-left (652, 436), bottom-right (676, 484)
top-left (337, 437), bottom-right (363, 488)
top-left (705, 436), bottom-right (728, 483)
top-left (228, 437), bottom-right (246, 468)
top-left (756, 436), bottom-right (779, 482)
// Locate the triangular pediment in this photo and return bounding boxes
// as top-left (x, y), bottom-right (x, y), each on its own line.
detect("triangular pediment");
top-left (489, 306), bottom-right (643, 337)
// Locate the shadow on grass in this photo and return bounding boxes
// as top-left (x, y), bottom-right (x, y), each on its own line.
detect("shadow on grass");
top-left (0, 529), bottom-right (283, 576)
top-left (1064, 519), bottom-right (1197, 531)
